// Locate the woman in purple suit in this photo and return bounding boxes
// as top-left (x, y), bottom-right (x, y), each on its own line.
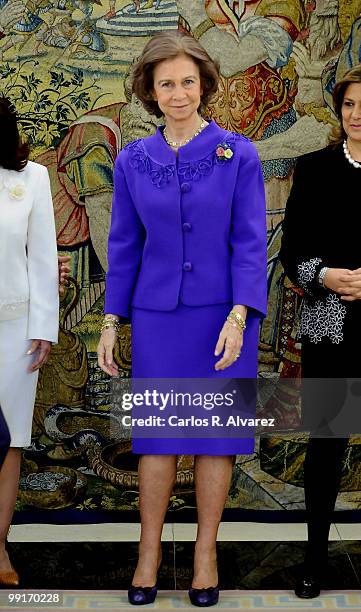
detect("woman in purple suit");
top-left (97, 31), bottom-right (267, 607)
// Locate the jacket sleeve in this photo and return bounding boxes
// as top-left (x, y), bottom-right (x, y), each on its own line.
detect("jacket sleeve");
top-left (279, 155), bottom-right (326, 297)
top-left (27, 166), bottom-right (59, 342)
top-left (104, 152), bottom-right (145, 317)
top-left (230, 142), bottom-right (268, 317)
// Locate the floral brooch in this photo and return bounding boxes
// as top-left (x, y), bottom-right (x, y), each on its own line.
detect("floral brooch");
top-left (0, 176), bottom-right (26, 200)
top-left (215, 142), bottom-right (234, 161)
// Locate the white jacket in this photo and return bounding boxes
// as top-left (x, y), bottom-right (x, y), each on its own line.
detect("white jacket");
top-left (0, 161), bottom-right (59, 342)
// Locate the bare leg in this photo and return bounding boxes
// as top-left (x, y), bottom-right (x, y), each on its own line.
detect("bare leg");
top-left (0, 449), bottom-right (21, 572)
top-left (193, 455), bottom-right (233, 588)
top-left (105, 0), bottom-right (116, 19)
top-left (132, 455), bottom-right (177, 586)
top-left (0, 39), bottom-right (14, 61)
top-left (0, 34), bottom-right (26, 60)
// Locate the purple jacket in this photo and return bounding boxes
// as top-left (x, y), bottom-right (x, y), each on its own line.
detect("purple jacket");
top-left (105, 120), bottom-right (267, 318)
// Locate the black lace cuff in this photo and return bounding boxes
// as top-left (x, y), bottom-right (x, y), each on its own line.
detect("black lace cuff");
top-left (296, 257), bottom-right (326, 297)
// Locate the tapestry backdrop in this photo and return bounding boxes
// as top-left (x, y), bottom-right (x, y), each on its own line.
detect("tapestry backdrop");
top-left (1, 0), bottom-right (360, 520)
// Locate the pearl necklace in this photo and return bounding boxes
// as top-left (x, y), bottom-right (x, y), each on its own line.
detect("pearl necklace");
top-left (163, 120), bottom-right (207, 148)
top-left (343, 140), bottom-right (361, 169)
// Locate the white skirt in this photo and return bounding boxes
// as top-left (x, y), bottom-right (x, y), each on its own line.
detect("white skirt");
top-left (0, 314), bottom-right (38, 447)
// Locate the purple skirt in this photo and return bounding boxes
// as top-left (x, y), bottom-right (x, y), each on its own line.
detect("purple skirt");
top-left (131, 303), bottom-right (259, 455)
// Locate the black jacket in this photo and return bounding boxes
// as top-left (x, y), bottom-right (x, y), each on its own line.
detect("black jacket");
top-left (279, 144), bottom-right (361, 346)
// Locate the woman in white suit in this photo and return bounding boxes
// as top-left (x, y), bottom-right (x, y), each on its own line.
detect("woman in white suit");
top-left (0, 98), bottom-right (59, 585)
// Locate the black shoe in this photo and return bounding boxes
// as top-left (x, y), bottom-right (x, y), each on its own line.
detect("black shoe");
top-left (188, 585), bottom-right (219, 607)
top-left (295, 575), bottom-right (321, 599)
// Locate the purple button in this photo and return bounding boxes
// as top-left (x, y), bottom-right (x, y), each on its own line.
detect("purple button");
top-left (182, 222), bottom-right (192, 232)
top-left (181, 182), bottom-right (191, 193)
top-left (182, 262), bottom-right (192, 271)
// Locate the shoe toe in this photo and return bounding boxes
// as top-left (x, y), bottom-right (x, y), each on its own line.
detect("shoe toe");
top-left (295, 577), bottom-right (321, 599)
top-left (189, 586), bottom-right (219, 607)
top-left (129, 589), bottom-right (146, 604)
top-left (128, 585), bottom-right (157, 605)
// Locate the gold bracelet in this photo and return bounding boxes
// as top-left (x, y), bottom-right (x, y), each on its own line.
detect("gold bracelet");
top-left (226, 317), bottom-right (244, 335)
top-left (227, 319), bottom-right (243, 334)
top-left (227, 311), bottom-right (246, 334)
top-left (101, 317), bottom-right (120, 334)
top-left (229, 310), bottom-right (246, 329)
top-left (104, 314), bottom-right (119, 322)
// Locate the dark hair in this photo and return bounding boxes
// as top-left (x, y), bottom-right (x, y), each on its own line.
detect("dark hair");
top-left (330, 64), bottom-right (361, 146)
top-left (0, 97), bottom-right (29, 171)
top-left (132, 30), bottom-right (219, 118)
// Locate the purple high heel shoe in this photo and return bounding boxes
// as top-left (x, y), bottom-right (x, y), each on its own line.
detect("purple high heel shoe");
top-left (188, 585), bottom-right (219, 607)
top-left (128, 584), bottom-right (158, 605)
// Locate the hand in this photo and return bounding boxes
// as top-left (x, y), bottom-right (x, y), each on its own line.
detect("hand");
top-left (291, 42), bottom-right (326, 79)
top-left (323, 267), bottom-right (355, 297)
top-left (327, 267), bottom-right (361, 301)
top-left (58, 255), bottom-right (71, 294)
top-left (214, 321), bottom-right (243, 371)
top-left (27, 340), bottom-right (51, 372)
top-left (291, 42), bottom-right (312, 78)
top-left (0, 1), bottom-right (24, 32)
top-left (97, 328), bottom-right (119, 376)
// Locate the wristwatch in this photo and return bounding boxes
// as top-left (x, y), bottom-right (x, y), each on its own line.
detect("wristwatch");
top-left (317, 266), bottom-right (329, 288)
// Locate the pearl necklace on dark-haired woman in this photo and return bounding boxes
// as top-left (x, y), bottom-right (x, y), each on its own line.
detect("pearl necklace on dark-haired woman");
top-left (343, 140), bottom-right (361, 168)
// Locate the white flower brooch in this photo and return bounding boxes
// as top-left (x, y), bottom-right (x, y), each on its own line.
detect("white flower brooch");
top-left (8, 184), bottom-right (26, 200)
top-left (0, 176), bottom-right (26, 200)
